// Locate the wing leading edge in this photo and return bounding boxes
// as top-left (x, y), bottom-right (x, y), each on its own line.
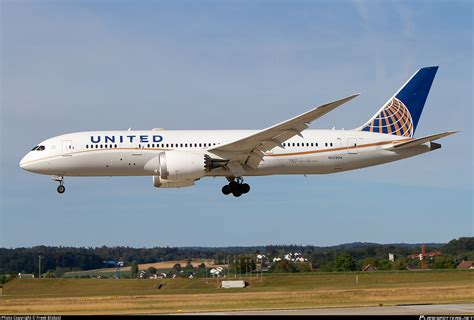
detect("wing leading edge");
top-left (207, 94), bottom-right (359, 169)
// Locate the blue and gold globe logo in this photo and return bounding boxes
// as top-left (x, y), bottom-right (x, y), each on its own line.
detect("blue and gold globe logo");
top-left (362, 98), bottom-right (414, 137)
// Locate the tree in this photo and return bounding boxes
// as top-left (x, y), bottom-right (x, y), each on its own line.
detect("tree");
top-left (433, 257), bottom-right (455, 269)
top-left (441, 237), bottom-right (474, 255)
top-left (173, 263), bottom-right (182, 273)
top-left (296, 262), bottom-right (311, 273)
top-left (393, 258), bottom-right (407, 270)
top-left (185, 260), bottom-right (194, 270)
top-left (271, 260), bottom-right (297, 273)
top-left (131, 261), bottom-right (139, 278)
top-left (317, 261), bottom-right (333, 272)
top-left (230, 257), bottom-right (256, 274)
top-left (54, 267), bottom-right (70, 278)
top-left (147, 267), bottom-right (157, 275)
top-left (44, 271), bottom-right (55, 278)
top-left (375, 259), bottom-right (393, 271)
top-left (333, 253), bottom-right (356, 271)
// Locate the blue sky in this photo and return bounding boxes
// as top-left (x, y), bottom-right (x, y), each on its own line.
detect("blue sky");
top-left (1, 0), bottom-right (472, 248)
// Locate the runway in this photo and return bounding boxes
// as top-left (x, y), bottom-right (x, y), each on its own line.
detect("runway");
top-left (188, 303), bottom-right (474, 315)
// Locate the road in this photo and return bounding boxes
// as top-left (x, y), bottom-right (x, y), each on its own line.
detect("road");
top-left (185, 303), bottom-right (474, 315)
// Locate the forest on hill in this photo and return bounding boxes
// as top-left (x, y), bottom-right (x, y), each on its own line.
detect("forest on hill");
top-left (1, 237), bottom-right (472, 276)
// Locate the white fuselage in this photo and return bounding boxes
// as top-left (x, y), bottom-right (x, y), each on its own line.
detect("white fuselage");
top-left (19, 129), bottom-right (432, 178)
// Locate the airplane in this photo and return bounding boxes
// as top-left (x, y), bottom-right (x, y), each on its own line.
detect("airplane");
top-left (19, 66), bottom-right (457, 197)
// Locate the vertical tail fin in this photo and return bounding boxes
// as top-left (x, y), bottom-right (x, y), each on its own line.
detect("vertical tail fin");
top-left (358, 66), bottom-right (438, 137)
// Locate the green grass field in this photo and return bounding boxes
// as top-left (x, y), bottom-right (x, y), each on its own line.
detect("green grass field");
top-left (3, 270), bottom-right (472, 297)
top-left (1, 270), bottom-right (473, 314)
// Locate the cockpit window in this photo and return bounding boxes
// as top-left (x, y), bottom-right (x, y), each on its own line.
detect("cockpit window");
top-left (37, 145), bottom-right (45, 151)
top-left (31, 146), bottom-right (39, 151)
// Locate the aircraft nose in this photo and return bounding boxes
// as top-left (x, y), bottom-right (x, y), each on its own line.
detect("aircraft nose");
top-left (19, 154), bottom-right (30, 170)
top-left (19, 152), bottom-right (37, 172)
top-left (19, 152), bottom-right (50, 173)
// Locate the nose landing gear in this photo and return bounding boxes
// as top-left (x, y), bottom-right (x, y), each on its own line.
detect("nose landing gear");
top-left (222, 177), bottom-right (250, 197)
top-left (57, 184), bottom-right (65, 194)
top-left (52, 175), bottom-right (65, 194)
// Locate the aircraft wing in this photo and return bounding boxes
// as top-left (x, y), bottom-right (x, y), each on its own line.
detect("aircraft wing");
top-left (207, 94), bottom-right (359, 169)
top-left (388, 131), bottom-right (458, 150)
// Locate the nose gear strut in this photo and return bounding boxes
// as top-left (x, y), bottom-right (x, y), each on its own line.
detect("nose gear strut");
top-left (52, 175), bottom-right (65, 194)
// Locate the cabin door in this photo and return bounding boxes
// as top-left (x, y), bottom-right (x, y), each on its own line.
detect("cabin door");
top-left (347, 138), bottom-right (358, 154)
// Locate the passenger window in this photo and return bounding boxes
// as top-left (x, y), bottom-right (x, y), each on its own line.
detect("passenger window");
top-left (115, 144), bottom-right (117, 148)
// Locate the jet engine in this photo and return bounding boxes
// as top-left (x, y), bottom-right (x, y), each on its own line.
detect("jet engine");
top-left (149, 151), bottom-right (227, 183)
top-left (158, 151), bottom-right (205, 181)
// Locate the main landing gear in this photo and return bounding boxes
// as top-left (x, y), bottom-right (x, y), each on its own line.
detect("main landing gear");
top-left (222, 177), bottom-right (250, 197)
top-left (52, 175), bottom-right (65, 194)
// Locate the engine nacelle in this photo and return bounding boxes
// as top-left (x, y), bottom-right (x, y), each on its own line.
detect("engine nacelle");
top-left (153, 176), bottom-right (195, 188)
top-left (159, 151), bottom-right (206, 181)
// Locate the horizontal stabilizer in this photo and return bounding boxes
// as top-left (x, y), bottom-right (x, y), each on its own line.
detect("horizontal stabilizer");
top-left (389, 131), bottom-right (458, 150)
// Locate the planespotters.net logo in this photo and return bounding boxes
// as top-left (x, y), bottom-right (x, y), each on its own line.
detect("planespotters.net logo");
top-left (419, 316), bottom-right (474, 320)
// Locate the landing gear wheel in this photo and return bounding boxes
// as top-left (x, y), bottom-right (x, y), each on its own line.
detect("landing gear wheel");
top-left (232, 189), bottom-right (243, 197)
top-left (228, 180), bottom-right (239, 192)
top-left (222, 185), bottom-right (231, 195)
top-left (57, 185), bottom-right (65, 194)
top-left (222, 178), bottom-right (250, 196)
